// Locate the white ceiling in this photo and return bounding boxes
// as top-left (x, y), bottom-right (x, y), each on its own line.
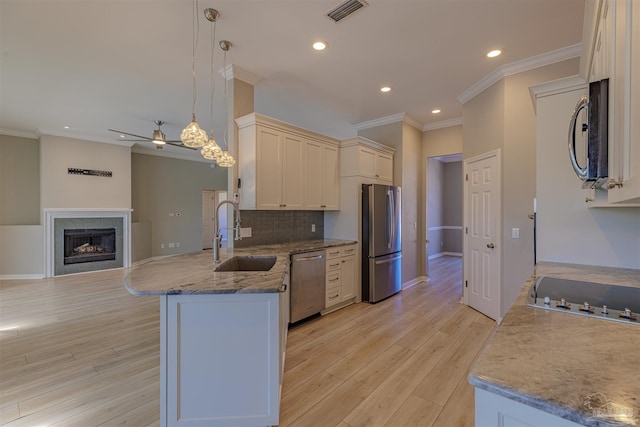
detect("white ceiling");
top-left (0, 0), bottom-right (585, 158)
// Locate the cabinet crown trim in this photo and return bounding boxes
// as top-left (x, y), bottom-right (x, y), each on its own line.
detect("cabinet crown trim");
top-left (341, 136), bottom-right (396, 154)
top-left (235, 113), bottom-right (340, 146)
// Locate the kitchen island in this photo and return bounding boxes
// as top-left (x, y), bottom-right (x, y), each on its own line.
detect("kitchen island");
top-left (469, 263), bottom-right (640, 427)
top-left (125, 239), bottom-right (355, 427)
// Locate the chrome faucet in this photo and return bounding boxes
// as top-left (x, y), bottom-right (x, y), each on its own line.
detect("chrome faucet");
top-left (213, 200), bottom-right (242, 263)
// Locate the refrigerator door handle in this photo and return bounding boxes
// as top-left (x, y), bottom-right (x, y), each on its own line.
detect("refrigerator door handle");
top-left (374, 253), bottom-right (403, 265)
top-left (386, 190), bottom-right (394, 249)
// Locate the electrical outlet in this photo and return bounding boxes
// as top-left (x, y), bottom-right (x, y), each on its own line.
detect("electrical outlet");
top-left (176, 242), bottom-right (180, 247)
top-left (160, 243), bottom-right (164, 249)
top-left (169, 243), bottom-right (175, 248)
top-left (311, 224), bottom-right (316, 232)
top-left (240, 227), bottom-right (252, 238)
top-left (512, 228), bottom-right (520, 239)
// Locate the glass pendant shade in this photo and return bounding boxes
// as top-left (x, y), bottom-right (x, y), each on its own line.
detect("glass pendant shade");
top-left (201, 136), bottom-right (222, 160)
top-left (216, 150), bottom-right (236, 167)
top-left (181, 114), bottom-right (208, 148)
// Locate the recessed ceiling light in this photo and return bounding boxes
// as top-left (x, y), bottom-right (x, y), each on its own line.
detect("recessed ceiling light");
top-left (380, 86), bottom-right (391, 93)
top-left (312, 41), bottom-right (327, 51)
top-left (432, 109), bottom-right (441, 114)
top-left (119, 135), bottom-right (126, 138)
top-left (63, 126), bottom-right (70, 129)
top-left (487, 49), bottom-right (502, 58)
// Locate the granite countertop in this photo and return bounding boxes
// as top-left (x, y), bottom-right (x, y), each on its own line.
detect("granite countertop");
top-left (125, 239), bottom-right (356, 296)
top-left (469, 262), bottom-right (640, 427)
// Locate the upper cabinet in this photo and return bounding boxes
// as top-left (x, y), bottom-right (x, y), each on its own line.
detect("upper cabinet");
top-left (581, 0), bottom-right (640, 204)
top-left (340, 137), bottom-right (395, 185)
top-left (236, 113), bottom-right (341, 210)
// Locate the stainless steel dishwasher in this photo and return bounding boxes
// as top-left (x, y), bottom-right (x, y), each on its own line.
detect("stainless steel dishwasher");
top-left (290, 250), bottom-right (326, 323)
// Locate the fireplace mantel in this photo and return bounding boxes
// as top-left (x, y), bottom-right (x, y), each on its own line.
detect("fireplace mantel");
top-left (44, 208), bottom-right (132, 277)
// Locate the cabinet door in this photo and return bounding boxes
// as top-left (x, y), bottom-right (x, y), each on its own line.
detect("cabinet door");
top-left (608, 0), bottom-right (640, 203)
top-left (256, 126), bottom-right (282, 209)
top-left (376, 152), bottom-right (394, 183)
top-left (282, 133), bottom-right (304, 209)
top-left (322, 144), bottom-right (340, 210)
top-left (358, 147), bottom-right (377, 178)
top-left (304, 140), bottom-right (324, 209)
top-left (340, 253), bottom-right (356, 302)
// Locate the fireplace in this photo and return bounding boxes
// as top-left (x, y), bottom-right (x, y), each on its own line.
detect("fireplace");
top-left (44, 209), bottom-right (132, 277)
top-left (64, 228), bottom-right (116, 265)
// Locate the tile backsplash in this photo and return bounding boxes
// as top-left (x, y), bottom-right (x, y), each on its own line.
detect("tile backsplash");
top-left (234, 211), bottom-right (324, 248)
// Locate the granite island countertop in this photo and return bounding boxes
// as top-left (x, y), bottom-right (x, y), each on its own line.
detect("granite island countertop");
top-left (469, 262), bottom-right (640, 427)
top-left (125, 238), bottom-right (356, 296)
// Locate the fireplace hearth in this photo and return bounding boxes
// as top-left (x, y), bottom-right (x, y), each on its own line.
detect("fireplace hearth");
top-left (64, 228), bottom-right (116, 265)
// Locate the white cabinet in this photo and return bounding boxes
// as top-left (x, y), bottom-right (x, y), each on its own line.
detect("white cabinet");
top-left (304, 140), bottom-right (340, 210)
top-left (161, 291), bottom-right (283, 427)
top-left (475, 388), bottom-right (583, 427)
top-left (340, 137), bottom-right (395, 184)
top-left (581, 0), bottom-right (640, 204)
top-left (236, 113), bottom-right (341, 210)
top-left (324, 244), bottom-right (356, 310)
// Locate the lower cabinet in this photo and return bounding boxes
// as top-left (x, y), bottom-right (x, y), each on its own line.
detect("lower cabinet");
top-left (475, 388), bottom-right (583, 427)
top-left (161, 292), bottom-right (285, 427)
top-left (324, 245), bottom-right (356, 310)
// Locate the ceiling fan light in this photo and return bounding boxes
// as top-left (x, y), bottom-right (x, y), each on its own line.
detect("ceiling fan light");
top-left (152, 129), bottom-right (166, 144)
top-left (181, 116), bottom-right (208, 148)
top-left (216, 150), bottom-right (236, 167)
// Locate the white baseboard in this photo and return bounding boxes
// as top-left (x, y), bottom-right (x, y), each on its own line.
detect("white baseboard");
top-left (0, 274), bottom-right (45, 280)
top-left (428, 251), bottom-right (463, 260)
top-left (403, 276), bottom-right (427, 290)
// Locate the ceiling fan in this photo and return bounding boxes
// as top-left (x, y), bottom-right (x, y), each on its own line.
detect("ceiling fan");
top-left (108, 120), bottom-right (195, 150)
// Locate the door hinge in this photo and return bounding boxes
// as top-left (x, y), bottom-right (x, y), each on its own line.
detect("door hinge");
top-left (465, 280), bottom-right (468, 288)
top-left (465, 174), bottom-right (468, 181)
top-left (465, 227), bottom-right (468, 234)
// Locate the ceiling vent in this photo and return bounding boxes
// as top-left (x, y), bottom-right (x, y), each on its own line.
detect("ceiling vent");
top-left (326, 0), bottom-right (368, 23)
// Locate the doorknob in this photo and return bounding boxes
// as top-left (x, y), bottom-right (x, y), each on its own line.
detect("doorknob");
top-left (487, 243), bottom-right (495, 249)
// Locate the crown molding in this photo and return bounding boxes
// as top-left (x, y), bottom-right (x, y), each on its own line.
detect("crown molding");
top-left (0, 128), bottom-right (40, 139)
top-left (221, 64), bottom-right (263, 85)
top-left (353, 112), bottom-right (422, 131)
top-left (422, 117), bottom-right (463, 132)
top-left (457, 43), bottom-right (582, 105)
top-left (529, 74), bottom-right (586, 113)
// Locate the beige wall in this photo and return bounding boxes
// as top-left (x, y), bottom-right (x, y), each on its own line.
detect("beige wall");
top-left (40, 135), bottom-right (131, 210)
top-left (462, 58), bottom-right (581, 317)
top-left (0, 135), bottom-right (40, 225)
top-left (401, 122), bottom-right (424, 282)
top-left (131, 153), bottom-right (227, 258)
top-left (422, 125), bottom-right (463, 158)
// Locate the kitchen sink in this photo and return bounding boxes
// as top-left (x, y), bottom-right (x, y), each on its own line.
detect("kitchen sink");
top-left (214, 255), bottom-right (277, 272)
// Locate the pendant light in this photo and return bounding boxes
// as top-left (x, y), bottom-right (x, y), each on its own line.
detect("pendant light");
top-left (180, 0), bottom-right (208, 148)
top-left (201, 8), bottom-right (223, 161)
top-left (216, 39), bottom-right (236, 167)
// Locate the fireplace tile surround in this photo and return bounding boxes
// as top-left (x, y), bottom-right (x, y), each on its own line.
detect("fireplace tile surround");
top-left (44, 209), bottom-right (132, 277)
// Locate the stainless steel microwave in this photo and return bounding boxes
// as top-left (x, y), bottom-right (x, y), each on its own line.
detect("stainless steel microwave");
top-left (568, 78), bottom-right (608, 189)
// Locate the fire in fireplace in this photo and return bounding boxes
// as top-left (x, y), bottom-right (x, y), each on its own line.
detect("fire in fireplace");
top-left (63, 228), bottom-right (116, 265)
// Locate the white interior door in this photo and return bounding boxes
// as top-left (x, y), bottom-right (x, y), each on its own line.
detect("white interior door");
top-left (464, 150), bottom-right (501, 321)
top-left (202, 190), bottom-right (216, 249)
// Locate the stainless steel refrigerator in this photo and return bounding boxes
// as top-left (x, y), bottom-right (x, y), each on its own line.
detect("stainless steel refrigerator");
top-left (362, 184), bottom-right (402, 303)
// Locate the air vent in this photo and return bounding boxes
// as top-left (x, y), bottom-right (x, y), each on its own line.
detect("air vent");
top-left (326, 0), bottom-right (368, 23)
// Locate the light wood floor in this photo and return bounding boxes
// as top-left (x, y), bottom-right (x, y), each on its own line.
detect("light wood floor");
top-left (0, 256), bottom-right (495, 426)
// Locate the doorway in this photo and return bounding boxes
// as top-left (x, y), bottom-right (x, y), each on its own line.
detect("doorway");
top-left (202, 190), bottom-right (227, 250)
top-left (426, 154), bottom-right (463, 281)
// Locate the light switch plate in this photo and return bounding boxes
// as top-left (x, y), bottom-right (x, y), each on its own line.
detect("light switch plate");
top-left (512, 228), bottom-right (520, 239)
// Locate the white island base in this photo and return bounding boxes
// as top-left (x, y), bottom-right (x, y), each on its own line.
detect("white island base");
top-left (160, 292), bottom-right (286, 427)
